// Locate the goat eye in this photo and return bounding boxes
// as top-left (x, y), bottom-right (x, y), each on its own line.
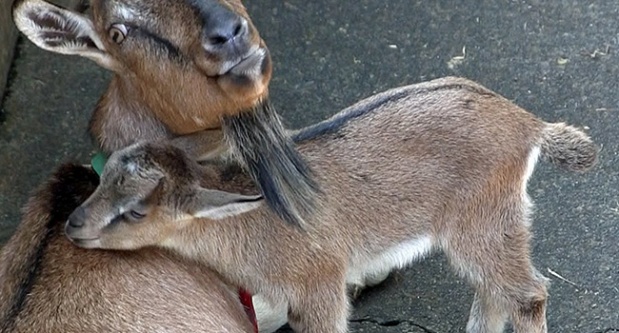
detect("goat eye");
top-left (109, 24), bottom-right (127, 44)
top-left (129, 210), bottom-right (146, 219)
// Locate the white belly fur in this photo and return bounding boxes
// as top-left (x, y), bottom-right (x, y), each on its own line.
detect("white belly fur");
top-left (346, 235), bottom-right (435, 288)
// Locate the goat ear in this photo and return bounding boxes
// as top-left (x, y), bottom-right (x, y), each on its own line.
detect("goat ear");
top-left (189, 188), bottom-right (263, 220)
top-left (143, 178), bottom-right (166, 205)
top-left (13, 0), bottom-right (118, 70)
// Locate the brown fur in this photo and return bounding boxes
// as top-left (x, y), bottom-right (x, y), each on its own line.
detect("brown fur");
top-left (0, 164), bottom-right (254, 333)
top-left (13, 0), bottom-right (319, 227)
top-left (64, 77), bottom-right (599, 333)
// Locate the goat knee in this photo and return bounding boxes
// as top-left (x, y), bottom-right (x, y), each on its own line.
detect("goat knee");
top-left (511, 296), bottom-right (548, 333)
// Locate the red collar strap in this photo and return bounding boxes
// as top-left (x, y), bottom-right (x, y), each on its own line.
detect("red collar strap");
top-left (238, 288), bottom-right (258, 333)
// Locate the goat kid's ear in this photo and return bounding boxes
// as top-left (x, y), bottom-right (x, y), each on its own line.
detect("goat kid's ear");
top-left (143, 178), bottom-right (166, 205)
top-left (13, 0), bottom-right (118, 70)
top-left (190, 188), bottom-right (263, 220)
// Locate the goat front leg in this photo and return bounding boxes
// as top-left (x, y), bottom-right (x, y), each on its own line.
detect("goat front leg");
top-left (286, 278), bottom-right (350, 333)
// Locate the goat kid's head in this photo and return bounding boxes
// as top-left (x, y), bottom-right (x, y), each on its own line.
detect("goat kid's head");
top-left (13, 0), bottom-right (272, 112)
top-left (64, 142), bottom-right (263, 250)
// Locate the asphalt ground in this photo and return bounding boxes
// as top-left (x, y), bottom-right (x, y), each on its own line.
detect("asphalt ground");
top-left (1, 1), bottom-right (617, 332)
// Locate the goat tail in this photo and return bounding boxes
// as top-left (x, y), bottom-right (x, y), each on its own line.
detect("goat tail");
top-left (222, 100), bottom-right (321, 229)
top-left (539, 122), bottom-right (599, 172)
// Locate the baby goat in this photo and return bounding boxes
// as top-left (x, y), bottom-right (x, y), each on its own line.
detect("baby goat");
top-left (0, 164), bottom-right (258, 333)
top-left (65, 77), bottom-right (598, 333)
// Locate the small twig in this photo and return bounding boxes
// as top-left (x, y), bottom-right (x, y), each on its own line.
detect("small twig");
top-left (580, 45), bottom-right (611, 59)
top-left (547, 268), bottom-right (579, 287)
top-left (447, 46), bottom-right (467, 69)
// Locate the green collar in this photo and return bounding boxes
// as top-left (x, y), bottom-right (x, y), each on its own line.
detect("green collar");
top-left (91, 152), bottom-right (108, 177)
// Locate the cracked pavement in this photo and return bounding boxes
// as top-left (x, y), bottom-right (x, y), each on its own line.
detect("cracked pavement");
top-left (349, 317), bottom-right (437, 333)
top-left (1, 0), bottom-right (618, 332)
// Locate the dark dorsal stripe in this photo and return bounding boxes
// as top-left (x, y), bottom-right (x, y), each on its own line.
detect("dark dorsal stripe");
top-left (291, 90), bottom-right (410, 143)
top-left (292, 81), bottom-right (497, 143)
top-left (0, 165), bottom-right (98, 333)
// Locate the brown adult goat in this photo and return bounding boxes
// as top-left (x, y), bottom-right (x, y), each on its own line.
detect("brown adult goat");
top-left (12, 0), bottom-right (319, 227)
top-left (0, 164), bottom-right (259, 333)
top-left (64, 77), bottom-right (599, 333)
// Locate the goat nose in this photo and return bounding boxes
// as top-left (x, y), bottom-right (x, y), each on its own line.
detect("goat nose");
top-left (202, 4), bottom-right (249, 50)
top-left (67, 206), bottom-right (86, 228)
top-left (204, 17), bottom-right (247, 49)
top-left (205, 17), bottom-right (247, 46)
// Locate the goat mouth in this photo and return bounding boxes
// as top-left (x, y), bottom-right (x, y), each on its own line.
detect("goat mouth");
top-left (68, 236), bottom-right (101, 248)
top-left (217, 45), bottom-right (265, 76)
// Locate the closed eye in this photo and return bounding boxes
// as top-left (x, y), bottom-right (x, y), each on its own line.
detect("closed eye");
top-left (129, 210), bottom-right (146, 219)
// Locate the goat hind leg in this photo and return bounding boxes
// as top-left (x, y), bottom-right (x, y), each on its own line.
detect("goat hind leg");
top-left (509, 268), bottom-right (548, 333)
top-left (446, 214), bottom-right (548, 333)
top-left (466, 291), bottom-right (509, 333)
top-left (463, 263), bottom-right (547, 333)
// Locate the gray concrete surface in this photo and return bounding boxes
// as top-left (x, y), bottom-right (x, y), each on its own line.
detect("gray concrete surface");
top-left (0, 0), bottom-right (19, 102)
top-left (1, 0), bottom-right (617, 332)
